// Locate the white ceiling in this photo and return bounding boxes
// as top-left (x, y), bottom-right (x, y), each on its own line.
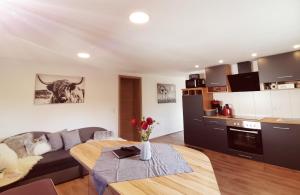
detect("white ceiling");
top-left (0, 0), bottom-right (299, 75)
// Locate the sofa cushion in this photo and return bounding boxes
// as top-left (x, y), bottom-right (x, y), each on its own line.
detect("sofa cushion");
top-left (25, 150), bottom-right (78, 179)
top-left (3, 133), bottom-right (33, 158)
top-left (25, 135), bottom-right (51, 156)
top-left (46, 130), bottom-right (66, 151)
top-left (61, 130), bottom-right (82, 150)
top-left (78, 127), bottom-right (108, 143)
top-left (93, 131), bottom-right (113, 140)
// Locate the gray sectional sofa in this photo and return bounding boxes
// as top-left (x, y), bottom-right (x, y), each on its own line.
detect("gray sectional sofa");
top-left (0, 127), bottom-right (107, 192)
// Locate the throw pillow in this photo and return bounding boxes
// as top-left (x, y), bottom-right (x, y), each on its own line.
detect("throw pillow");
top-left (61, 130), bottom-right (82, 150)
top-left (46, 130), bottom-right (66, 151)
top-left (93, 131), bottom-right (113, 140)
top-left (25, 135), bottom-right (52, 156)
top-left (4, 133), bottom-right (33, 158)
top-left (32, 142), bottom-right (52, 156)
top-left (0, 143), bottom-right (19, 172)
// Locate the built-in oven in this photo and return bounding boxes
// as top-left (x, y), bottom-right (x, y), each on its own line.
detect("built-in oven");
top-left (227, 126), bottom-right (263, 154)
top-left (226, 119), bottom-right (263, 160)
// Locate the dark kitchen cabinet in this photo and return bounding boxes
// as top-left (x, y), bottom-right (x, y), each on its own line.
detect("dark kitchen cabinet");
top-left (258, 51), bottom-right (300, 83)
top-left (205, 65), bottom-right (231, 87)
top-left (203, 118), bottom-right (228, 153)
top-left (262, 123), bottom-right (300, 170)
top-left (182, 95), bottom-right (207, 147)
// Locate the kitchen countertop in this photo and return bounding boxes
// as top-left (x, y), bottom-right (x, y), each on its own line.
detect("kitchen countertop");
top-left (203, 115), bottom-right (300, 125)
top-left (260, 117), bottom-right (300, 125)
top-left (203, 115), bottom-right (232, 120)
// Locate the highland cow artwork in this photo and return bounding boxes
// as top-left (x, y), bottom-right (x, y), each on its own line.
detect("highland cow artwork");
top-left (34, 74), bottom-right (85, 104)
top-left (157, 83), bottom-right (176, 104)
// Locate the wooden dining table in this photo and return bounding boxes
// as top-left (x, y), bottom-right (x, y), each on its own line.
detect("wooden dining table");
top-left (70, 140), bottom-right (221, 195)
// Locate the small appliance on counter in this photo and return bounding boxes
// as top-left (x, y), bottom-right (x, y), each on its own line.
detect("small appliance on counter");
top-left (211, 100), bottom-right (222, 114)
top-left (222, 104), bottom-right (232, 117)
top-left (185, 74), bottom-right (206, 88)
top-left (204, 109), bottom-right (218, 116)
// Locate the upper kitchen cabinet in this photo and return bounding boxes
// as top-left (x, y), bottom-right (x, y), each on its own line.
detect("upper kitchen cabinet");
top-left (258, 50), bottom-right (300, 83)
top-left (205, 64), bottom-right (231, 90)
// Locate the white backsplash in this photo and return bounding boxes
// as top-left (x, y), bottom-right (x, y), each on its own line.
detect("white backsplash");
top-left (213, 89), bottom-right (300, 119)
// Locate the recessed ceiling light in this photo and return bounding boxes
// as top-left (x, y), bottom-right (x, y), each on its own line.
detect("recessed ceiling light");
top-left (77, 52), bottom-right (90, 59)
top-left (294, 44), bottom-right (300, 49)
top-left (195, 65), bottom-right (200, 68)
top-left (218, 60), bottom-right (224, 64)
top-left (129, 11), bottom-right (150, 24)
top-left (251, 53), bottom-right (258, 57)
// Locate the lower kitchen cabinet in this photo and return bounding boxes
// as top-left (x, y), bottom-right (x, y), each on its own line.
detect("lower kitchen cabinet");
top-left (203, 118), bottom-right (228, 153)
top-left (184, 119), bottom-right (207, 148)
top-left (262, 123), bottom-right (300, 170)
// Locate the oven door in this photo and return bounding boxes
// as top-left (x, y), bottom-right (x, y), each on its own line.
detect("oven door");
top-left (227, 126), bottom-right (263, 154)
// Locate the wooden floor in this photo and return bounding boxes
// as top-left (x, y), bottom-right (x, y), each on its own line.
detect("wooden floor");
top-left (56, 131), bottom-right (300, 195)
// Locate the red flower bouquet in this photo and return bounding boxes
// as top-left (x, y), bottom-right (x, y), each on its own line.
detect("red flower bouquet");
top-left (131, 117), bottom-right (157, 142)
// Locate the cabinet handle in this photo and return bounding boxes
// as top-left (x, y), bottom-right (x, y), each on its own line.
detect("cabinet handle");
top-left (213, 127), bottom-right (225, 131)
top-left (277, 75), bottom-right (293, 79)
top-left (229, 128), bottom-right (258, 134)
top-left (273, 126), bottom-right (290, 130)
top-left (210, 82), bottom-right (219, 85)
top-left (208, 120), bottom-right (218, 124)
top-left (238, 154), bottom-right (253, 159)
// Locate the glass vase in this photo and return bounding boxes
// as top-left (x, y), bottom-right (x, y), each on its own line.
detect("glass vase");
top-left (140, 140), bottom-right (151, 161)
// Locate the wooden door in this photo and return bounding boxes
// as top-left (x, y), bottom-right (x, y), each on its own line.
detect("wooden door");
top-left (119, 76), bottom-right (142, 141)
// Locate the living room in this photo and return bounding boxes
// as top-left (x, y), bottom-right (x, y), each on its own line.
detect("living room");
top-left (0, 0), bottom-right (300, 195)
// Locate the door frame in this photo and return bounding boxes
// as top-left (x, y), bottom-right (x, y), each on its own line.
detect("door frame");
top-left (118, 75), bottom-right (142, 139)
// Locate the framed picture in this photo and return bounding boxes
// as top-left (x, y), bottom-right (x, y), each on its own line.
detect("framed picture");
top-left (157, 83), bottom-right (176, 104)
top-left (34, 74), bottom-right (85, 104)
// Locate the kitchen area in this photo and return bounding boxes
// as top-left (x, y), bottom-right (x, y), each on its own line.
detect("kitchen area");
top-left (183, 50), bottom-right (300, 171)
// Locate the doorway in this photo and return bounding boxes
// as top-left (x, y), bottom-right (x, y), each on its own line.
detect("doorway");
top-left (119, 75), bottom-right (142, 141)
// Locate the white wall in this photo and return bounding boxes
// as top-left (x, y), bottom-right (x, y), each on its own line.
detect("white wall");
top-left (0, 60), bottom-right (185, 139)
top-left (141, 74), bottom-right (185, 138)
top-left (213, 89), bottom-right (300, 118)
top-left (0, 59), bottom-right (119, 138)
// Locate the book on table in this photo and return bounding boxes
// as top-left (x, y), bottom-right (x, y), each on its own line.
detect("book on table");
top-left (112, 146), bottom-right (141, 159)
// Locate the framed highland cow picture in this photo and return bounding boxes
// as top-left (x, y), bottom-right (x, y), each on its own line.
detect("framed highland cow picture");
top-left (34, 74), bottom-right (85, 104)
top-left (157, 83), bottom-right (176, 104)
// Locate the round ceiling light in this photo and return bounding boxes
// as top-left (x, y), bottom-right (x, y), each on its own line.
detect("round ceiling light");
top-left (77, 52), bottom-right (90, 59)
top-left (294, 44), bottom-right (300, 49)
top-left (195, 65), bottom-right (200, 68)
top-left (251, 53), bottom-right (258, 57)
top-left (218, 60), bottom-right (224, 64)
top-left (129, 11), bottom-right (150, 24)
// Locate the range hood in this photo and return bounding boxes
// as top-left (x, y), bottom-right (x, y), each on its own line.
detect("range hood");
top-left (227, 61), bottom-right (260, 92)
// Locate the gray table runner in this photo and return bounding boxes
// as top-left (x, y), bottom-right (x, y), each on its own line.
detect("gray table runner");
top-left (92, 143), bottom-right (193, 195)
